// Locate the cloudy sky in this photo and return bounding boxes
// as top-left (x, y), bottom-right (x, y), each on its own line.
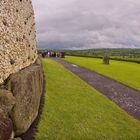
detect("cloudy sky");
top-left (32, 0), bottom-right (140, 50)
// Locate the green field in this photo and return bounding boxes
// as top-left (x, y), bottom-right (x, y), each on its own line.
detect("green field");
top-left (65, 48), bottom-right (140, 63)
top-left (36, 59), bottom-right (140, 140)
top-left (65, 56), bottom-right (140, 91)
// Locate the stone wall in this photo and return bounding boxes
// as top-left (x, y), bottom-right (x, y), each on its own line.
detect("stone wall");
top-left (0, 59), bottom-right (44, 140)
top-left (0, 0), bottom-right (38, 84)
top-left (0, 0), bottom-right (44, 139)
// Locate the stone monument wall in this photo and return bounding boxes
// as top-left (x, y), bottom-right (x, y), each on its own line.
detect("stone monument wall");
top-left (0, 0), bottom-right (38, 84)
top-left (0, 1), bottom-right (44, 139)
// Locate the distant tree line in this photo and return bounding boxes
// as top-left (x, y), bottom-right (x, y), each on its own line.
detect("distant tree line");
top-left (65, 48), bottom-right (140, 63)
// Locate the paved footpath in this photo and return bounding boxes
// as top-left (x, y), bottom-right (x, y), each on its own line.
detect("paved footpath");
top-left (55, 58), bottom-right (140, 121)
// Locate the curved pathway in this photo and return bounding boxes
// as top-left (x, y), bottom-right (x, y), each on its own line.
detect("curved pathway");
top-left (55, 58), bottom-right (140, 121)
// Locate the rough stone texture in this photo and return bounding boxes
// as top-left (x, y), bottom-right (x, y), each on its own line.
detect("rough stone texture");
top-left (13, 138), bottom-right (22, 140)
top-left (0, 110), bottom-right (13, 140)
top-left (103, 55), bottom-right (110, 64)
top-left (7, 62), bottom-right (43, 135)
top-left (0, 89), bottom-right (16, 114)
top-left (0, 90), bottom-right (15, 140)
top-left (0, 0), bottom-right (38, 84)
top-left (0, 0), bottom-right (43, 139)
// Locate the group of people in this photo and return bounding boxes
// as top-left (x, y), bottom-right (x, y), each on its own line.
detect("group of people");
top-left (42, 51), bottom-right (65, 58)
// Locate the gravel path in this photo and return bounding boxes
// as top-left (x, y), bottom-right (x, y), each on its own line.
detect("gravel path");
top-left (56, 58), bottom-right (140, 121)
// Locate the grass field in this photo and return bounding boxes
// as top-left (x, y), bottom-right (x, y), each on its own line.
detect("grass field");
top-left (36, 59), bottom-right (140, 140)
top-left (65, 56), bottom-right (140, 91)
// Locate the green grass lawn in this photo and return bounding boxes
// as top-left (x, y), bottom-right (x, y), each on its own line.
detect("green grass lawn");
top-left (36, 59), bottom-right (140, 140)
top-left (65, 56), bottom-right (140, 91)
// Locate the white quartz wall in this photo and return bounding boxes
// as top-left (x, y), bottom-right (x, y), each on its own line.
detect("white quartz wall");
top-left (0, 0), bottom-right (38, 84)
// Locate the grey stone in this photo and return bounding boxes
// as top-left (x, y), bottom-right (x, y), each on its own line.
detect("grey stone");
top-left (13, 138), bottom-right (22, 140)
top-left (0, 90), bottom-right (15, 140)
top-left (0, 110), bottom-right (13, 140)
top-left (0, 89), bottom-right (16, 114)
top-left (7, 63), bottom-right (43, 135)
top-left (35, 57), bottom-right (42, 66)
top-left (103, 55), bottom-right (110, 64)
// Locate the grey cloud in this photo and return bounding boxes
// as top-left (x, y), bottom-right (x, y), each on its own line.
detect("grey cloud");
top-left (32, 0), bottom-right (140, 50)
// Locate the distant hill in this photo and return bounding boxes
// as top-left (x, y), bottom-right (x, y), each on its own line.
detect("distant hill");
top-left (64, 48), bottom-right (140, 63)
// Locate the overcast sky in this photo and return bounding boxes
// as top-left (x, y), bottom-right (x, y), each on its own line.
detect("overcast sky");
top-left (32, 0), bottom-right (140, 50)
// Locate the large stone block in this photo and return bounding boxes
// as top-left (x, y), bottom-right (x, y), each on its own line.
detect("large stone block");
top-left (103, 55), bottom-right (110, 64)
top-left (0, 90), bottom-right (15, 140)
top-left (0, 110), bottom-right (13, 140)
top-left (0, 89), bottom-right (16, 114)
top-left (7, 63), bottom-right (43, 135)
